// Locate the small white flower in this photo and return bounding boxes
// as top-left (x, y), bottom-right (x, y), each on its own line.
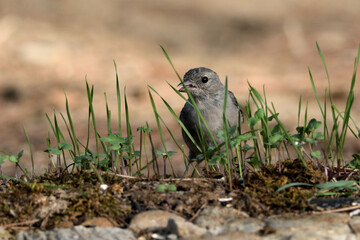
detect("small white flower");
top-left (295, 141), bottom-right (305, 146)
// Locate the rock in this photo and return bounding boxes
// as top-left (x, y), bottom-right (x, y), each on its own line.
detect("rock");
top-left (129, 210), bottom-right (207, 239)
top-left (187, 231), bottom-right (261, 240)
top-left (81, 217), bottom-right (117, 227)
top-left (226, 218), bottom-right (265, 234)
top-left (194, 206), bottom-right (264, 235)
top-left (194, 206), bottom-right (249, 226)
top-left (263, 213), bottom-right (356, 240)
top-left (13, 211), bottom-right (360, 240)
top-left (349, 215), bottom-right (360, 235)
top-left (16, 226), bottom-right (136, 240)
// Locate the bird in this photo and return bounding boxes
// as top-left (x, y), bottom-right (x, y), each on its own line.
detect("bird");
top-left (178, 67), bottom-right (243, 161)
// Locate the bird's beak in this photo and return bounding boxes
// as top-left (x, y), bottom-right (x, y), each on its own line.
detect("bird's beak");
top-left (177, 82), bottom-right (186, 92)
top-left (177, 81), bottom-right (196, 92)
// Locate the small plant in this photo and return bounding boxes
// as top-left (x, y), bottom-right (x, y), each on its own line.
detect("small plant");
top-left (309, 43), bottom-right (360, 169)
top-left (349, 153), bottom-right (360, 170)
top-left (0, 43), bottom-right (358, 194)
top-left (0, 150), bottom-right (27, 178)
top-left (39, 60), bottom-right (182, 180)
top-left (155, 43), bottom-right (360, 189)
top-left (156, 184), bottom-right (177, 192)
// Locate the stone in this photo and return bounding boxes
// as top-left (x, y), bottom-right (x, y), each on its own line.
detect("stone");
top-left (188, 231), bottom-right (261, 240)
top-left (263, 213), bottom-right (356, 240)
top-left (129, 210), bottom-right (207, 239)
top-left (16, 226), bottom-right (136, 240)
top-left (349, 215), bottom-right (360, 235)
top-left (81, 217), bottom-right (117, 227)
top-left (194, 206), bottom-right (263, 235)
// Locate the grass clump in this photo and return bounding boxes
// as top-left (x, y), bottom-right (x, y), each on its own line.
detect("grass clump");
top-left (0, 43), bottom-right (359, 189)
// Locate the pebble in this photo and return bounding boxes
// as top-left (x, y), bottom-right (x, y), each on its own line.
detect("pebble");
top-left (12, 206), bottom-right (360, 240)
top-left (129, 210), bottom-right (207, 239)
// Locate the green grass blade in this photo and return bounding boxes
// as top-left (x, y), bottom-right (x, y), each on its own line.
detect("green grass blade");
top-left (53, 112), bottom-right (66, 143)
top-left (160, 46), bottom-right (182, 81)
top-left (222, 77), bottom-right (232, 189)
top-left (270, 103), bottom-right (306, 166)
top-left (86, 80), bottom-right (100, 164)
top-left (23, 127), bottom-right (34, 177)
top-left (124, 87), bottom-right (134, 174)
top-left (148, 89), bottom-right (176, 177)
top-left (104, 93), bottom-right (112, 135)
top-left (59, 113), bottom-right (76, 159)
top-left (45, 113), bottom-right (56, 140)
top-left (64, 90), bottom-right (80, 155)
top-left (148, 85), bottom-right (201, 153)
top-left (146, 121), bottom-right (159, 175)
top-left (308, 67), bottom-right (324, 116)
top-left (114, 60), bottom-right (122, 137)
top-left (248, 82), bottom-right (264, 108)
top-left (297, 96), bottom-right (302, 127)
top-left (349, 115), bottom-right (360, 139)
top-left (85, 102), bottom-right (91, 152)
top-left (316, 43), bottom-right (333, 132)
top-left (158, 116), bottom-right (187, 157)
top-left (332, 105), bottom-right (359, 139)
top-left (339, 44), bottom-right (360, 150)
top-left (167, 82), bottom-right (191, 103)
top-left (315, 180), bottom-right (356, 190)
top-left (303, 101), bottom-right (308, 141)
top-left (52, 112), bottom-right (60, 143)
top-left (277, 182), bottom-right (314, 192)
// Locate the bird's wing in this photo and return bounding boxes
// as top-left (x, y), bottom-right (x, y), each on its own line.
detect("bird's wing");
top-left (229, 90), bottom-right (244, 123)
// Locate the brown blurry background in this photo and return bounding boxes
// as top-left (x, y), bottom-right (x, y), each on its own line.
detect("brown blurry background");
top-left (0, 0), bottom-right (359, 176)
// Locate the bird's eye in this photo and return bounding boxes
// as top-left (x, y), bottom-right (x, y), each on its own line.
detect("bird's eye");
top-left (201, 76), bottom-right (208, 83)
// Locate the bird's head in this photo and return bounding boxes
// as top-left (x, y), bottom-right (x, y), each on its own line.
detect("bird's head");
top-left (177, 67), bottom-right (224, 98)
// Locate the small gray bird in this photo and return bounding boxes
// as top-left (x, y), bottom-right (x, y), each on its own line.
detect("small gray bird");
top-left (178, 67), bottom-right (243, 161)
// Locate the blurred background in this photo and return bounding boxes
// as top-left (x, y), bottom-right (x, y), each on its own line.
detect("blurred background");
top-left (0, 0), bottom-right (359, 176)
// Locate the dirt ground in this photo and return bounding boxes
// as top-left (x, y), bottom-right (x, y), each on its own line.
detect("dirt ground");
top-left (0, 1), bottom-right (360, 176)
top-left (1, 159), bottom-right (358, 233)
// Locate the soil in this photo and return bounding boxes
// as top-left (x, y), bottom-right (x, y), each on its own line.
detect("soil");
top-left (1, 159), bottom-right (359, 236)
